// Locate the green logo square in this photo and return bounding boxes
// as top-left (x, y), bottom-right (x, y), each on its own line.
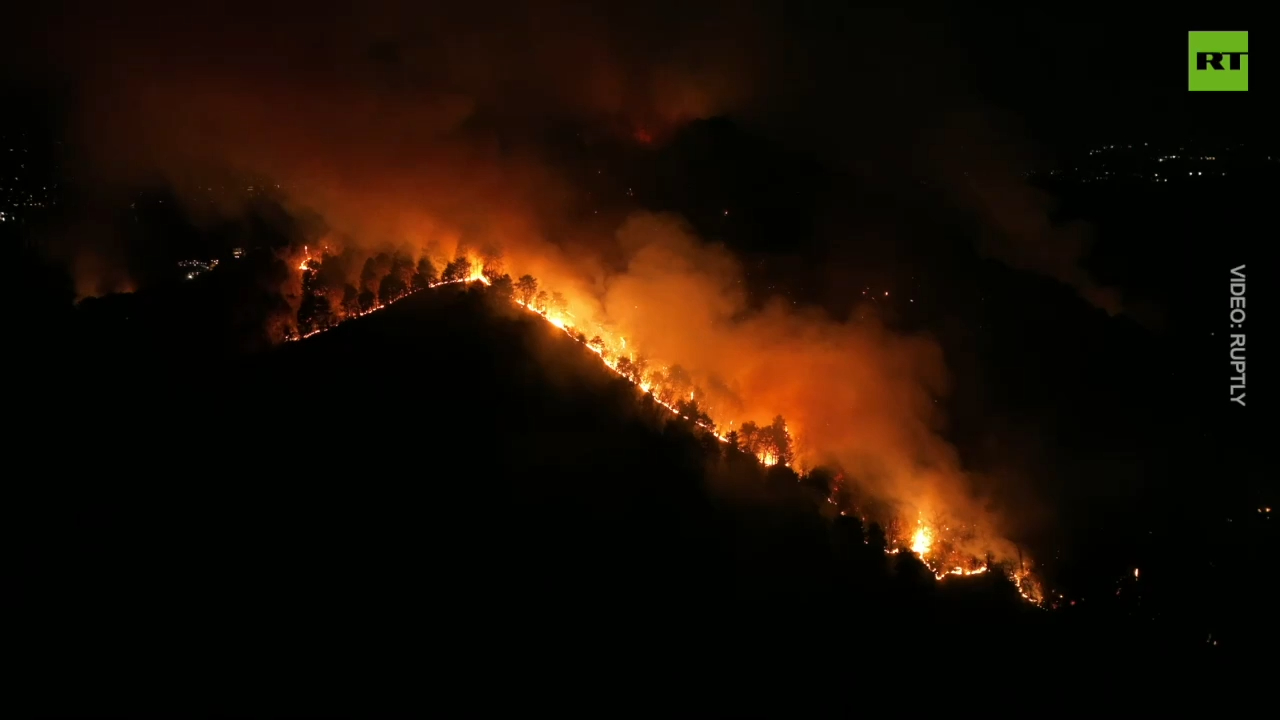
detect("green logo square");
top-left (1189, 31), bottom-right (1248, 91)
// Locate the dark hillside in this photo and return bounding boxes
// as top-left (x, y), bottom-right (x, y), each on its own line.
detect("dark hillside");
top-left (23, 284), bottom-right (1236, 712)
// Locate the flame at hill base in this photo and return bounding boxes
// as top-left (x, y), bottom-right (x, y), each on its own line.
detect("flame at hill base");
top-left (285, 233), bottom-right (1045, 606)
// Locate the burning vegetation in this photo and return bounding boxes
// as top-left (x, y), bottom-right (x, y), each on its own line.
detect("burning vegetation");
top-left (284, 240), bottom-right (1044, 605)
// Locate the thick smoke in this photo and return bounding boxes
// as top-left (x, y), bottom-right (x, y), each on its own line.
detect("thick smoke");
top-left (574, 213), bottom-right (1015, 557)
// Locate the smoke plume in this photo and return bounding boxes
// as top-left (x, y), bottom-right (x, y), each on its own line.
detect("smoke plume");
top-left (571, 213), bottom-right (1015, 555)
top-left (921, 113), bottom-right (1125, 316)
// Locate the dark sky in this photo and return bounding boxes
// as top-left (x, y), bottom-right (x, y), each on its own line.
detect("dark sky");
top-left (5, 3), bottom-right (1268, 149)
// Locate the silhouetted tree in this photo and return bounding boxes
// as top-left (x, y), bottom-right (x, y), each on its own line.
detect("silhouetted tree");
top-left (739, 421), bottom-right (762, 456)
top-left (516, 275), bottom-right (538, 305)
top-left (631, 354), bottom-right (648, 383)
top-left (616, 356), bottom-right (636, 381)
top-left (573, 331), bottom-right (587, 343)
top-left (534, 289), bottom-right (549, 313)
top-left (698, 431), bottom-right (722, 456)
top-left (441, 255), bottom-right (469, 283)
top-left (489, 273), bottom-right (514, 299)
top-left (412, 257), bottom-right (438, 289)
top-left (724, 429), bottom-right (741, 451)
top-left (341, 283), bottom-right (360, 317)
top-left (804, 467), bottom-right (836, 499)
top-left (674, 398), bottom-right (715, 433)
top-left (378, 272), bottom-right (407, 306)
top-left (358, 289), bottom-right (376, 313)
top-left (297, 293), bottom-right (333, 334)
top-left (767, 415), bottom-right (794, 466)
top-left (588, 335), bottom-right (605, 353)
top-left (550, 291), bottom-right (567, 314)
top-left (481, 253), bottom-right (505, 279)
top-left (360, 257), bottom-right (379, 292)
top-left (313, 255), bottom-right (347, 299)
top-left (300, 261), bottom-right (319, 292)
top-left (390, 253), bottom-right (413, 279)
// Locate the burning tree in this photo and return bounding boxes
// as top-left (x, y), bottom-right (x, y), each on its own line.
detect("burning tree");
top-left (654, 364), bottom-right (692, 405)
top-left (616, 356), bottom-right (638, 382)
top-left (480, 253), bottom-right (504, 278)
top-left (360, 257), bottom-right (380, 294)
top-left (378, 266), bottom-right (408, 305)
top-left (441, 254), bottom-right (470, 283)
top-left (724, 429), bottom-right (740, 449)
top-left (489, 274), bottom-right (514, 299)
top-left (341, 284), bottom-right (360, 317)
top-left (410, 257), bottom-right (438, 291)
top-left (738, 421), bottom-right (761, 455)
top-left (674, 397), bottom-right (714, 432)
top-left (631, 354), bottom-right (648, 384)
top-left (767, 415), bottom-right (794, 466)
top-left (296, 293), bottom-right (333, 335)
top-left (516, 275), bottom-right (538, 305)
top-left (732, 417), bottom-right (792, 466)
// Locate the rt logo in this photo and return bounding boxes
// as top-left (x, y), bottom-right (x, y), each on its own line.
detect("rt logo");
top-left (1189, 31), bottom-right (1248, 91)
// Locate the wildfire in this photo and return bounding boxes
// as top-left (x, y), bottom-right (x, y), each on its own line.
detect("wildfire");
top-left (466, 259), bottom-right (491, 285)
top-left (910, 524), bottom-right (933, 557)
top-left (287, 252), bottom-right (493, 342)
top-left (284, 252), bottom-right (1046, 606)
top-left (875, 515), bottom-right (1043, 601)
